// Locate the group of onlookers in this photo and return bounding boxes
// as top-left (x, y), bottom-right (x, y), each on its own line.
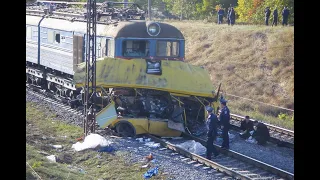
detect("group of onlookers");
top-left (215, 5), bottom-right (291, 26)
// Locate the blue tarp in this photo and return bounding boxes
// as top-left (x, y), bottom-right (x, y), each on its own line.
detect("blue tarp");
top-left (143, 166), bottom-right (159, 179)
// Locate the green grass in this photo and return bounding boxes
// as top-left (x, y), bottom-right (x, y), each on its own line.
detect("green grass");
top-left (228, 104), bottom-right (294, 130)
top-left (26, 102), bottom-right (167, 180)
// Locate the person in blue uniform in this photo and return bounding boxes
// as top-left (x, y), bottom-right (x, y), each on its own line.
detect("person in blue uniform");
top-left (265, 7), bottom-right (271, 26)
top-left (205, 106), bottom-right (219, 160)
top-left (219, 98), bottom-right (230, 149)
top-left (282, 6), bottom-right (290, 26)
top-left (217, 7), bottom-right (224, 24)
top-left (229, 7), bottom-right (236, 26)
top-left (227, 7), bottom-right (231, 25)
top-left (272, 8), bottom-right (278, 26)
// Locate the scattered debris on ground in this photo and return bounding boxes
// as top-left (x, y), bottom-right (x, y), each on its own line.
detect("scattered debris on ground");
top-left (26, 102), bottom-right (167, 179)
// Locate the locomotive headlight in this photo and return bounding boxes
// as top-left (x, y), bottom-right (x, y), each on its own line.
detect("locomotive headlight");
top-left (148, 25), bottom-right (157, 33)
top-left (147, 22), bottom-right (161, 36)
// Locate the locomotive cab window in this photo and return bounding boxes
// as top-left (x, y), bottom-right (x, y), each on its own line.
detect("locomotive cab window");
top-left (156, 41), bottom-right (179, 57)
top-left (122, 40), bottom-right (150, 57)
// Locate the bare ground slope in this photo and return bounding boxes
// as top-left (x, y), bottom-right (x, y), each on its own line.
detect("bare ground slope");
top-left (167, 21), bottom-right (294, 110)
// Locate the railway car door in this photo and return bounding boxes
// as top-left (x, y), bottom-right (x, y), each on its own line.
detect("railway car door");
top-left (73, 35), bottom-right (84, 71)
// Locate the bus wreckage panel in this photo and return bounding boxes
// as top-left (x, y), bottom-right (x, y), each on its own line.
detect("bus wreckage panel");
top-left (74, 58), bottom-right (219, 137)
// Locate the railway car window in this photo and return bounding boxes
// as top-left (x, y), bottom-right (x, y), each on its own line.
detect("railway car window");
top-left (156, 41), bottom-right (180, 57)
top-left (122, 40), bottom-right (149, 57)
top-left (48, 30), bottom-right (55, 43)
top-left (97, 42), bottom-right (101, 57)
top-left (105, 39), bottom-right (109, 56)
top-left (105, 39), bottom-right (111, 56)
top-left (26, 27), bottom-right (32, 39)
top-left (55, 33), bottom-right (60, 43)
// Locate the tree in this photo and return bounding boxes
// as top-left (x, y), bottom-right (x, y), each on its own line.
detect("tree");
top-left (235, 0), bottom-right (253, 22)
top-left (251, 0), bottom-right (294, 24)
top-left (57, 0), bottom-right (294, 23)
top-left (235, 0), bottom-right (293, 24)
top-left (218, 0), bottom-right (238, 8)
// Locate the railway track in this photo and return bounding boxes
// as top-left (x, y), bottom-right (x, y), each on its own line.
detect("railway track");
top-left (148, 134), bottom-right (294, 180)
top-left (224, 113), bottom-right (294, 149)
top-left (26, 84), bottom-right (84, 118)
top-left (26, 85), bottom-right (294, 180)
top-left (26, 83), bottom-right (294, 149)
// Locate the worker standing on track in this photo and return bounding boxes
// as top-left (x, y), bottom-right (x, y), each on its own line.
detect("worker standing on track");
top-left (205, 106), bottom-right (219, 160)
top-left (239, 115), bottom-right (254, 139)
top-left (219, 97), bottom-right (230, 149)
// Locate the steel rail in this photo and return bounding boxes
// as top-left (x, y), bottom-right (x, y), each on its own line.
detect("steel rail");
top-left (216, 112), bottom-right (294, 148)
top-left (182, 133), bottom-right (294, 180)
top-left (228, 113), bottom-right (294, 136)
top-left (146, 134), bottom-right (252, 180)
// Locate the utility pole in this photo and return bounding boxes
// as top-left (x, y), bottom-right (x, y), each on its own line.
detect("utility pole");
top-left (180, 0), bottom-right (182, 21)
top-left (84, 0), bottom-right (97, 137)
top-left (148, 0), bottom-right (151, 20)
top-left (124, 0), bottom-right (128, 8)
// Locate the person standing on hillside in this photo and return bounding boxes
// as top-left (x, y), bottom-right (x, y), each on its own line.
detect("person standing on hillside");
top-left (272, 8), bottom-right (278, 26)
top-left (229, 7), bottom-right (236, 26)
top-left (282, 6), bottom-right (290, 26)
top-left (265, 7), bottom-right (271, 26)
top-left (227, 5), bottom-right (232, 25)
top-left (217, 7), bottom-right (224, 24)
top-left (205, 106), bottom-right (219, 160)
top-left (219, 97), bottom-right (230, 149)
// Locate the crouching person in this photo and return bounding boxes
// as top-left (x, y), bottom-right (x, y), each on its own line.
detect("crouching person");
top-left (239, 116), bottom-right (254, 139)
top-left (252, 120), bottom-right (270, 145)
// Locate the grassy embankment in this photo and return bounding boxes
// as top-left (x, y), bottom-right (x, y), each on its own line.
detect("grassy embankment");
top-left (166, 21), bottom-right (294, 130)
top-left (26, 102), bottom-right (167, 179)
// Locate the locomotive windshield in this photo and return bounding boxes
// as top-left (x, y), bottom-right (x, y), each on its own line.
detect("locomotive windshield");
top-left (122, 40), bottom-right (150, 57)
top-left (156, 41), bottom-right (180, 57)
top-left (121, 39), bottom-right (181, 59)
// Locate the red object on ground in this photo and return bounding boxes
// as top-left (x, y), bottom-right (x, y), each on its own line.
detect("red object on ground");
top-left (146, 153), bottom-right (153, 161)
top-left (76, 136), bottom-right (84, 141)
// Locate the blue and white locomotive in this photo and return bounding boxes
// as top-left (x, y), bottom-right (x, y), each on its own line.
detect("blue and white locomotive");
top-left (26, 1), bottom-right (185, 99)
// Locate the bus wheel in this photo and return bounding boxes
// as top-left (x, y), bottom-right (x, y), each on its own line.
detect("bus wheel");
top-left (116, 122), bottom-right (136, 137)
